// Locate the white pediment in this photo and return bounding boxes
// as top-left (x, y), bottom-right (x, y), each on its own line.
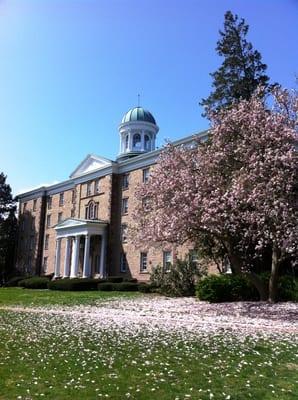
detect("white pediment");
top-left (70, 154), bottom-right (112, 178)
top-left (55, 218), bottom-right (87, 229)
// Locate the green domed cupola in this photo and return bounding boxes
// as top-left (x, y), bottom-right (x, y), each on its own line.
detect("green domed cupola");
top-left (118, 106), bottom-right (159, 161)
top-left (121, 107), bottom-right (156, 125)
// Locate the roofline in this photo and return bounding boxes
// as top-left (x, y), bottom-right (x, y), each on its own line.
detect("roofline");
top-left (17, 129), bottom-right (210, 201)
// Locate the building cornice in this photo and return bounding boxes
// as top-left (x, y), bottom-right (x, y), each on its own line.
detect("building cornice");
top-left (17, 130), bottom-right (209, 202)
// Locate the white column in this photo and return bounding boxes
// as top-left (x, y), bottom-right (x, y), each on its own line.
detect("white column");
top-left (70, 236), bottom-right (80, 278)
top-left (99, 231), bottom-right (106, 278)
top-left (141, 130), bottom-right (145, 151)
top-left (82, 234), bottom-right (91, 278)
top-left (129, 130), bottom-right (133, 151)
top-left (54, 238), bottom-right (62, 278)
top-left (63, 237), bottom-right (72, 278)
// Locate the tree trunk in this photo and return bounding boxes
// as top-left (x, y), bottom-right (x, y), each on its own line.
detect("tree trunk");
top-left (227, 248), bottom-right (268, 301)
top-left (269, 245), bottom-right (281, 303)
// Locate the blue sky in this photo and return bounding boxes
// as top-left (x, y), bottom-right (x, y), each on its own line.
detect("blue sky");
top-left (0, 0), bottom-right (297, 196)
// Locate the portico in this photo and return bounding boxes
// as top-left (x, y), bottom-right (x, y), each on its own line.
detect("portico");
top-left (54, 218), bottom-right (108, 279)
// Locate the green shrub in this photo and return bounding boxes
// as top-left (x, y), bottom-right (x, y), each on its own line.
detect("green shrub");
top-left (277, 275), bottom-right (298, 301)
top-left (112, 282), bottom-right (139, 291)
top-left (48, 278), bottom-right (100, 291)
top-left (18, 277), bottom-right (50, 289)
top-left (150, 258), bottom-right (207, 297)
top-left (196, 274), bottom-right (258, 302)
top-left (138, 283), bottom-right (153, 293)
top-left (123, 278), bottom-right (138, 283)
top-left (5, 276), bottom-right (30, 287)
top-left (106, 276), bottom-right (124, 283)
top-left (97, 282), bottom-right (114, 291)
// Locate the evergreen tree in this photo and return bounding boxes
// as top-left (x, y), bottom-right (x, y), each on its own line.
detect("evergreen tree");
top-left (0, 173), bottom-right (17, 282)
top-left (201, 11), bottom-right (270, 114)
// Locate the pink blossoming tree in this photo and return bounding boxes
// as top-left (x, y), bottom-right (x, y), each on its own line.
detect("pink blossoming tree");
top-left (133, 88), bottom-right (297, 302)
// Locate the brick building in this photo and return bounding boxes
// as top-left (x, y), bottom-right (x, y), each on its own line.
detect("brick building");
top-left (16, 107), bottom-right (208, 281)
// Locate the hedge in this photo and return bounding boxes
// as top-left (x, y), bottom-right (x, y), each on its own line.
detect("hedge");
top-left (48, 278), bottom-right (100, 291)
top-left (196, 274), bottom-right (259, 303)
top-left (18, 277), bottom-right (50, 289)
top-left (98, 282), bottom-right (139, 291)
top-left (4, 276), bottom-right (31, 287)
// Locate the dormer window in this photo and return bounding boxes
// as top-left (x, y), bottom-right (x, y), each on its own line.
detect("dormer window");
top-left (85, 200), bottom-right (98, 220)
top-left (133, 133), bottom-right (141, 150)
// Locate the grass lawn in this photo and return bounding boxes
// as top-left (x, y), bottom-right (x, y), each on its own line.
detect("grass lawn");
top-left (0, 287), bottom-right (140, 307)
top-left (0, 288), bottom-right (297, 400)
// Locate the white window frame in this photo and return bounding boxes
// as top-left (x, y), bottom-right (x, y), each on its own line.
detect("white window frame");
top-left (44, 234), bottom-right (49, 250)
top-left (120, 253), bottom-right (127, 273)
top-left (59, 192), bottom-right (64, 206)
top-left (122, 174), bottom-right (129, 190)
top-left (142, 168), bottom-right (150, 183)
top-left (121, 224), bottom-right (128, 243)
top-left (122, 198), bottom-right (128, 214)
top-left (163, 251), bottom-right (172, 271)
top-left (140, 252), bottom-right (148, 272)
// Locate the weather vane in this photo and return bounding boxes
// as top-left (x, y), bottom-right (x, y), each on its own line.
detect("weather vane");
top-left (138, 94), bottom-right (140, 107)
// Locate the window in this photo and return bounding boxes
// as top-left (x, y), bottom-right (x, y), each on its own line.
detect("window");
top-left (95, 180), bottom-right (100, 193)
top-left (163, 251), bottom-right (172, 271)
top-left (71, 190), bottom-right (76, 204)
top-left (144, 134), bottom-right (150, 151)
top-left (58, 212), bottom-right (63, 223)
top-left (189, 250), bottom-right (199, 263)
top-left (33, 199), bottom-right (37, 212)
top-left (120, 253), bottom-right (128, 273)
top-left (122, 174), bottom-right (129, 189)
top-left (44, 234), bottom-right (49, 250)
top-left (31, 216), bottom-right (35, 230)
top-left (85, 201), bottom-right (98, 220)
top-left (142, 197), bottom-right (149, 210)
top-left (29, 236), bottom-right (34, 250)
top-left (48, 196), bottom-right (52, 210)
top-left (71, 209), bottom-right (75, 218)
top-left (43, 257), bottom-right (48, 272)
top-left (142, 168), bottom-right (150, 183)
top-left (23, 202), bottom-right (27, 212)
top-left (140, 252), bottom-right (148, 272)
top-left (46, 214), bottom-right (51, 228)
top-left (133, 133), bottom-right (141, 150)
top-left (122, 198), bottom-right (128, 214)
top-left (121, 224), bottom-right (128, 243)
top-left (87, 182), bottom-right (92, 196)
top-left (125, 134), bottom-right (129, 150)
top-left (59, 192), bottom-right (64, 206)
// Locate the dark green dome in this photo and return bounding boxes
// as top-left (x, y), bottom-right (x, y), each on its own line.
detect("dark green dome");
top-left (121, 107), bottom-right (156, 125)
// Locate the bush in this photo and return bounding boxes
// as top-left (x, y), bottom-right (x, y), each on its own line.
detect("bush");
top-left (113, 282), bottom-right (139, 291)
top-left (4, 276), bottom-right (30, 287)
top-left (18, 277), bottom-right (50, 289)
top-left (106, 276), bottom-right (124, 283)
top-left (138, 283), bottom-right (153, 293)
top-left (196, 274), bottom-right (259, 303)
top-left (278, 275), bottom-right (298, 301)
top-left (48, 278), bottom-right (100, 291)
top-left (97, 282), bottom-right (114, 291)
top-left (150, 258), bottom-right (207, 297)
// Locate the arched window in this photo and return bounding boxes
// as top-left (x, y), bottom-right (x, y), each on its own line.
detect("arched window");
top-left (133, 133), bottom-right (141, 150)
top-left (85, 201), bottom-right (98, 220)
top-left (144, 134), bottom-right (150, 151)
top-left (125, 134), bottom-right (129, 150)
